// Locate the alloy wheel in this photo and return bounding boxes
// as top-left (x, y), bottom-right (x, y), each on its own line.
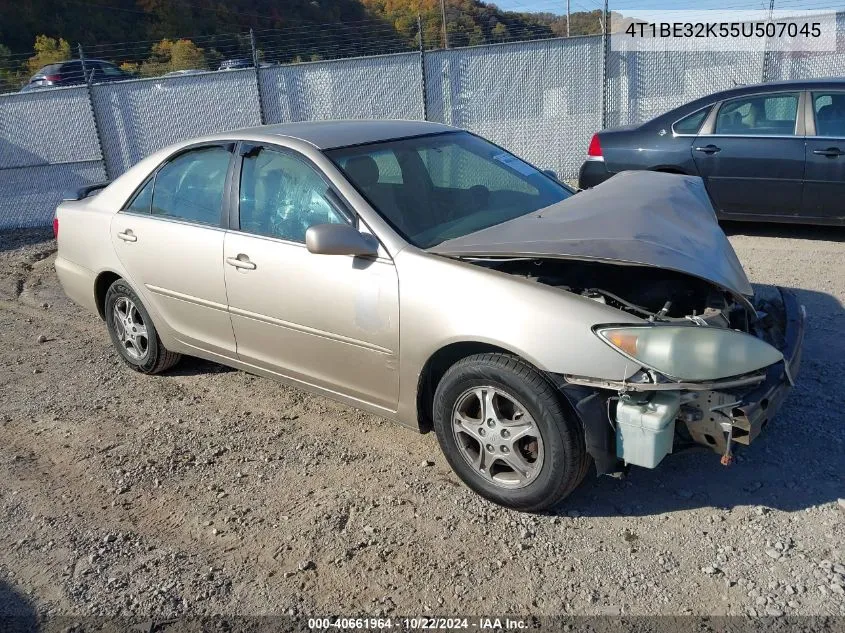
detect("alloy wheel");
top-left (451, 386), bottom-right (544, 489)
top-left (112, 296), bottom-right (150, 361)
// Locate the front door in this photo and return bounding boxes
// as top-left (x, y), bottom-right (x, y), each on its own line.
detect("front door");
top-left (222, 144), bottom-right (400, 412)
top-left (692, 91), bottom-right (805, 219)
top-left (802, 90), bottom-right (845, 222)
top-left (111, 144), bottom-right (237, 358)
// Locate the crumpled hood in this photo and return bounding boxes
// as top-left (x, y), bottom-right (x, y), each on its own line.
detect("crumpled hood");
top-left (429, 171), bottom-right (754, 300)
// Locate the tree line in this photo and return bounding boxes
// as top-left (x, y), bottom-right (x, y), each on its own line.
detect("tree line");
top-left (0, 0), bottom-right (607, 91)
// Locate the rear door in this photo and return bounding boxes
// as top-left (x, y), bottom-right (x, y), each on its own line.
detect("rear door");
top-left (802, 90), bottom-right (845, 222)
top-left (692, 91), bottom-right (805, 219)
top-left (111, 144), bottom-right (237, 358)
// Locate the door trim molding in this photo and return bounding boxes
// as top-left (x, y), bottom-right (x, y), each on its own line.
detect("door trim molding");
top-left (146, 284), bottom-right (229, 312)
top-left (228, 306), bottom-right (394, 355)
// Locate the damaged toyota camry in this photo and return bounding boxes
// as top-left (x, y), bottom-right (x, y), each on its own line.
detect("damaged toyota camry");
top-left (54, 120), bottom-right (805, 512)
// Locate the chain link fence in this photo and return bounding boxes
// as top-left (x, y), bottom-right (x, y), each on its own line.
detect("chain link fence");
top-left (259, 52), bottom-right (424, 124)
top-left (425, 36), bottom-right (604, 182)
top-left (91, 68), bottom-right (262, 177)
top-left (0, 85), bottom-right (106, 228)
top-left (1, 13), bottom-right (843, 230)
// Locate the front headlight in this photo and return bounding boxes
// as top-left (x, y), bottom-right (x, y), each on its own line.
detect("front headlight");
top-left (594, 324), bottom-right (783, 381)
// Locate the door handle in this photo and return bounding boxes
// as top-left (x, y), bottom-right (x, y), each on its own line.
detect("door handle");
top-left (117, 230), bottom-right (137, 242)
top-left (694, 144), bottom-right (721, 154)
top-left (226, 255), bottom-right (256, 270)
top-left (812, 147), bottom-right (844, 157)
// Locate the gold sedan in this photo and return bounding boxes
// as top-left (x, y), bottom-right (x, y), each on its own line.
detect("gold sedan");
top-left (55, 120), bottom-right (803, 511)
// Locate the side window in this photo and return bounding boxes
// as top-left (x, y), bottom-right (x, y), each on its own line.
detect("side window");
top-left (813, 92), bottom-right (845, 137)
top-left (714, 93), bottom-right (799, 136)
top-left (151, 146), bottom-right (231, 226)
top-left (239, 147), bottom-right (347, 243)
top-left (124, 178), bottom-right (154, 214)
top-left (97, 63), bottom-right (125, 77)
top-left (673, 107), bottom-right (709, 135)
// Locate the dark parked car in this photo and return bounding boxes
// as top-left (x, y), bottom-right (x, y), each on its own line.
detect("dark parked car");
top-left (579, 79), bottom-right (845, 226)
top-left (23, 59), bottom-right (134, 90)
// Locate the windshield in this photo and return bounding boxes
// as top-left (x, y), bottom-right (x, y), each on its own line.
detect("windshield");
top-left (326, 132), bottom-right (573, 248)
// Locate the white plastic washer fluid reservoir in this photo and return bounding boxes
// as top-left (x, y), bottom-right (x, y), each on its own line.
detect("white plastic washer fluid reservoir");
top-left (615, 392), bottom-right (681, 469)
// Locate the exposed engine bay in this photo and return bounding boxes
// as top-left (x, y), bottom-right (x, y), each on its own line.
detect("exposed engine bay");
top-left (471, 257), bottom-right (753, 330)
top-left (462, 256), bottom-right (801, 475)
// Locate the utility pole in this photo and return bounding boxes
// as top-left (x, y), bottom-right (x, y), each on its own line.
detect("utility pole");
top-left (603, 0), bottom-right (609, 36)
top-left (566, 0), bottom-right (571, 37)
top-left (440, 0), bottom-right (449, 48)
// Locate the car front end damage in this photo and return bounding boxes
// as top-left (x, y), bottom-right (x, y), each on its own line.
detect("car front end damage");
top-left (560, 285), bottom-right (805, 473)
top-left (429, 171), bottom-right (806, 474)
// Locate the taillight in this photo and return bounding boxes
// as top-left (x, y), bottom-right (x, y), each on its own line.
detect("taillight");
top-left (587, 133), bottom-right (603, 159)
top-left (43, 74), bottom-right (61, 83)
top-left (52, 216), bottom-right (59, 239)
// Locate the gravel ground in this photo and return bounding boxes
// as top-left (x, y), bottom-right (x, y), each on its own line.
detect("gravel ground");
top-left (0, 224), bottom-right (843, 621)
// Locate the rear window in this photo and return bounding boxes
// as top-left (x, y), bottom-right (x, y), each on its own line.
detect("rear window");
top-left (37, 63), bottom-right (63, 75)
top-left (60, 61), bottom-right (85, 82)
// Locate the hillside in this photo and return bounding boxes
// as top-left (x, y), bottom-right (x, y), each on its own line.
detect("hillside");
top-left (0, 0), bottom-right (604, 56)
top-left (0, 0), bottom-right (607, 90)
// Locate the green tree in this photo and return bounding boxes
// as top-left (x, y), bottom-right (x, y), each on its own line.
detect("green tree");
top-left (0, 43), bottom-right (21, 91)
top-left (140, 38), bottom-right (206, 76)
top-left (27, 35), bottom-right (71, 74)
top-left (491, 22), bottom-right (508, 42)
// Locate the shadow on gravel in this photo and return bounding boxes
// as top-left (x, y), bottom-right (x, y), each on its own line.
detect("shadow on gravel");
top-left (559, 284), bottom-right (845, 519)
top-left (0, 228), bottom-right (54, 253)
top-left (0, 580), bottom-right (39, 632)
top-left (168, 356), bottom-right (236, 377)
top-left (721, 220), bottom-right (845, 242)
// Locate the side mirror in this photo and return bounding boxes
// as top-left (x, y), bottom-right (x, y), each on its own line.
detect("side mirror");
top-left (305, 223), bottom-right (379, 257)
top-left (543, 169), bottom-right (559, 181)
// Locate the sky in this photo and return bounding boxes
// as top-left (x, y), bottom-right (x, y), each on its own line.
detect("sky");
top-left (492, 0), bottom-right (831, 14)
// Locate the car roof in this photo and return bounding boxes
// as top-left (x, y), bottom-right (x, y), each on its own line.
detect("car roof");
top-left (36, 59), bottom-right (115, 71)
top-left (229, 119), bottom-right (458, 150)
top-left (649, 77), bottom-right (845, 125)
top-left (718, 77), bottom-right (845, 97)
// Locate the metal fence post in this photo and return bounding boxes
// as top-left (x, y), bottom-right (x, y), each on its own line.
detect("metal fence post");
top-left (251, 29), bottom-right (267, 125)
top-left (761, 0), bottom-right (775, 82)
top-left (78, 43), bottom-right (111, 180)
top-left (440, 0), bottom-right (449, 49)
top-left (601, 0), bottom-right (610, 130)
top-left (418, 16), bottom-right (429, 121)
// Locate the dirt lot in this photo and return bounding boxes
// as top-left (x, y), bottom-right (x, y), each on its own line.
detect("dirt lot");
top-left (0, 224), bottom-right (843, 621)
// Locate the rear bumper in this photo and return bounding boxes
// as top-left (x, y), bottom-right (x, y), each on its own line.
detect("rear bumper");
top-left (577, 159), bottom-right (613, 189)
top-left (55, 256), bottom-right (98, 316)
top-left (730, 287), bottom-right (805, 445)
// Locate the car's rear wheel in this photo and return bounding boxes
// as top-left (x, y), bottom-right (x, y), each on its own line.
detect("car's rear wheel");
top-left (104, 280), bottom-right (181, 374)
top-left (432, 353), bottom-right (588, 512)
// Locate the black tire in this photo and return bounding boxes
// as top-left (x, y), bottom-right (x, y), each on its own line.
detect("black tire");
top-left (104, 279), bottom-right (181, 374)
top-left (433, 353), bottom-right (588, 512)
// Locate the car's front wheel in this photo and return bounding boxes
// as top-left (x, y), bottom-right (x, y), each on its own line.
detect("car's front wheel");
top-left (433, 353), bottom-right (588, 512)
top-left (104, 279), bottom-right (181, 374)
